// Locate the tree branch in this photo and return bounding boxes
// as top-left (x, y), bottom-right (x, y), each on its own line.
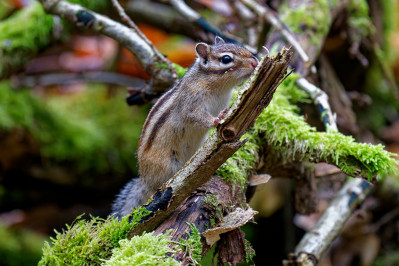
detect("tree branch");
top-left (110, 0), bottom-right (177, 81)
top-left (296, 77), bottom-right (338, 131)
top-left (284, 178), bottom-right (374, 265)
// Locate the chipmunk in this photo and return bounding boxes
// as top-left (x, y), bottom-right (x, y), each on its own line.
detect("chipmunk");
top-left (112, 37), bottom-right (258, 218)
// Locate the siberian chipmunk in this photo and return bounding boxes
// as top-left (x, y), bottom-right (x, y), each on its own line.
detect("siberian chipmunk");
top-left (112, 37), bottom-right (258, 218)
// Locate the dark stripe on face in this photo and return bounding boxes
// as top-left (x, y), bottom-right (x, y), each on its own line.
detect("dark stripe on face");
top-left (143, 106), bottom-right (172, 152)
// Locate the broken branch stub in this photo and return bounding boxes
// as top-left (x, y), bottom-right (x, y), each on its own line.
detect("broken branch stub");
top-left (218, 47), bottom-right (293, 141)
top-left (128, 47), bottom-right (293, 238)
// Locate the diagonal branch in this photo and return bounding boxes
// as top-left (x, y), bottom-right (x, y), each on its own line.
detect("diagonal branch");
top-left (296, 77), bottom-right (338, 131)
top-left (128, 47), bottom-right (293, 237)
top-left (284, 178), bottom-right (374, 265)
top-left (110, 0), bottom-right (177, 80)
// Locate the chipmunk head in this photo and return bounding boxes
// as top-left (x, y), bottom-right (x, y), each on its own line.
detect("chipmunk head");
top-left (195, 36), bottom-right (258, 84)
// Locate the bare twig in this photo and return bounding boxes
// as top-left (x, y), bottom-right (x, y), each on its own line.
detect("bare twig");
top-left (296, 77), bottom-right (338, 132)
top-left (128, 47), bottom-right (293, 237)
top-left (38, 0), bottom-right (177, 93)
top-left (284, 178), bottom-right (374, 265)
top-left (319, 55), bottom-right (358, 134)
top-left (110, 0), bottom-right (177, 80)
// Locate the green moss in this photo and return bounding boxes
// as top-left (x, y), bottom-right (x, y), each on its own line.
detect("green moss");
top-left (244, 239), bottom-right (255, 264)
top-left (176, 223), bottom-right (202, 265)
top-left (203, 194), bottom-right (224, 222)
top-left (39, 208), bottom-right (151, 265)
top-left (259, 75), bottom-right (397, 179)
top-left (155, 62), bottom-right (188, 79)
top-left (103, 232), bottom-right (180, 266)
top-left (216, 134), bottom-right (260, 187)
top-left (0, 2), bottom-right (52, 54)
top-left (0, 2), bottom-right (54, 78)
top-left (0, 222), bottom-right (46, 265)
top-left (347, 0), bottom-right (375, 42)
top-left (0, 81), bottom-right (147, 174)
top-left (282, 0), bottom-right (332, 44)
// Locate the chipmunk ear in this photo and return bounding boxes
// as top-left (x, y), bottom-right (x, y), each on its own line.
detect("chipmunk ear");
top-left (195, 43), bottom-right (210, 63)
top-left (215, 36), bottom-right (225, 44)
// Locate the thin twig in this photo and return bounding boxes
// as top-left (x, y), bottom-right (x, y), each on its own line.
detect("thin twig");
top-left (110, 0), bottom-right (177, 80)
top-left (296, 77), bottom-right (338, 132)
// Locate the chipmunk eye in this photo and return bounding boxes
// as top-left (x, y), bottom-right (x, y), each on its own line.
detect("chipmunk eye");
top-left (220, 55), bottom-right (233, 64)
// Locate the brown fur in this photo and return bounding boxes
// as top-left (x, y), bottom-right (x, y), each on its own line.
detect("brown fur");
top-left (112, 37), bottom-right (258, 218)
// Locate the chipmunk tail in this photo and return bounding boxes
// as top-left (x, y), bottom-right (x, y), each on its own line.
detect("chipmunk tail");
top-left (111, 178), bottom-right (149, 219)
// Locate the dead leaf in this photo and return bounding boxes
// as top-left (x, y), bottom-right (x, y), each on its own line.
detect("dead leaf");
top-left (202, 207), bottom-right (257, 246)
top-left (249, 174), bottom-right (271, 186)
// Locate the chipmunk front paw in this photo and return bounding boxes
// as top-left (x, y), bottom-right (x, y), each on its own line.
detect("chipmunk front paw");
top-left (218, 108), bottom-right (229, 120)
top-left (213, 109), bottom-right (230, 127)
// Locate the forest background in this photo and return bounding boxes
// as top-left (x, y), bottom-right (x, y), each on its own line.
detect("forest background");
top-left (0, 0), bottom-right (399, 265)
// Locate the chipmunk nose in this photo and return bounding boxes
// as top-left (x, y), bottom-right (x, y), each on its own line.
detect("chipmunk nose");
top-left (251, 58), bottom-right (258, 69)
